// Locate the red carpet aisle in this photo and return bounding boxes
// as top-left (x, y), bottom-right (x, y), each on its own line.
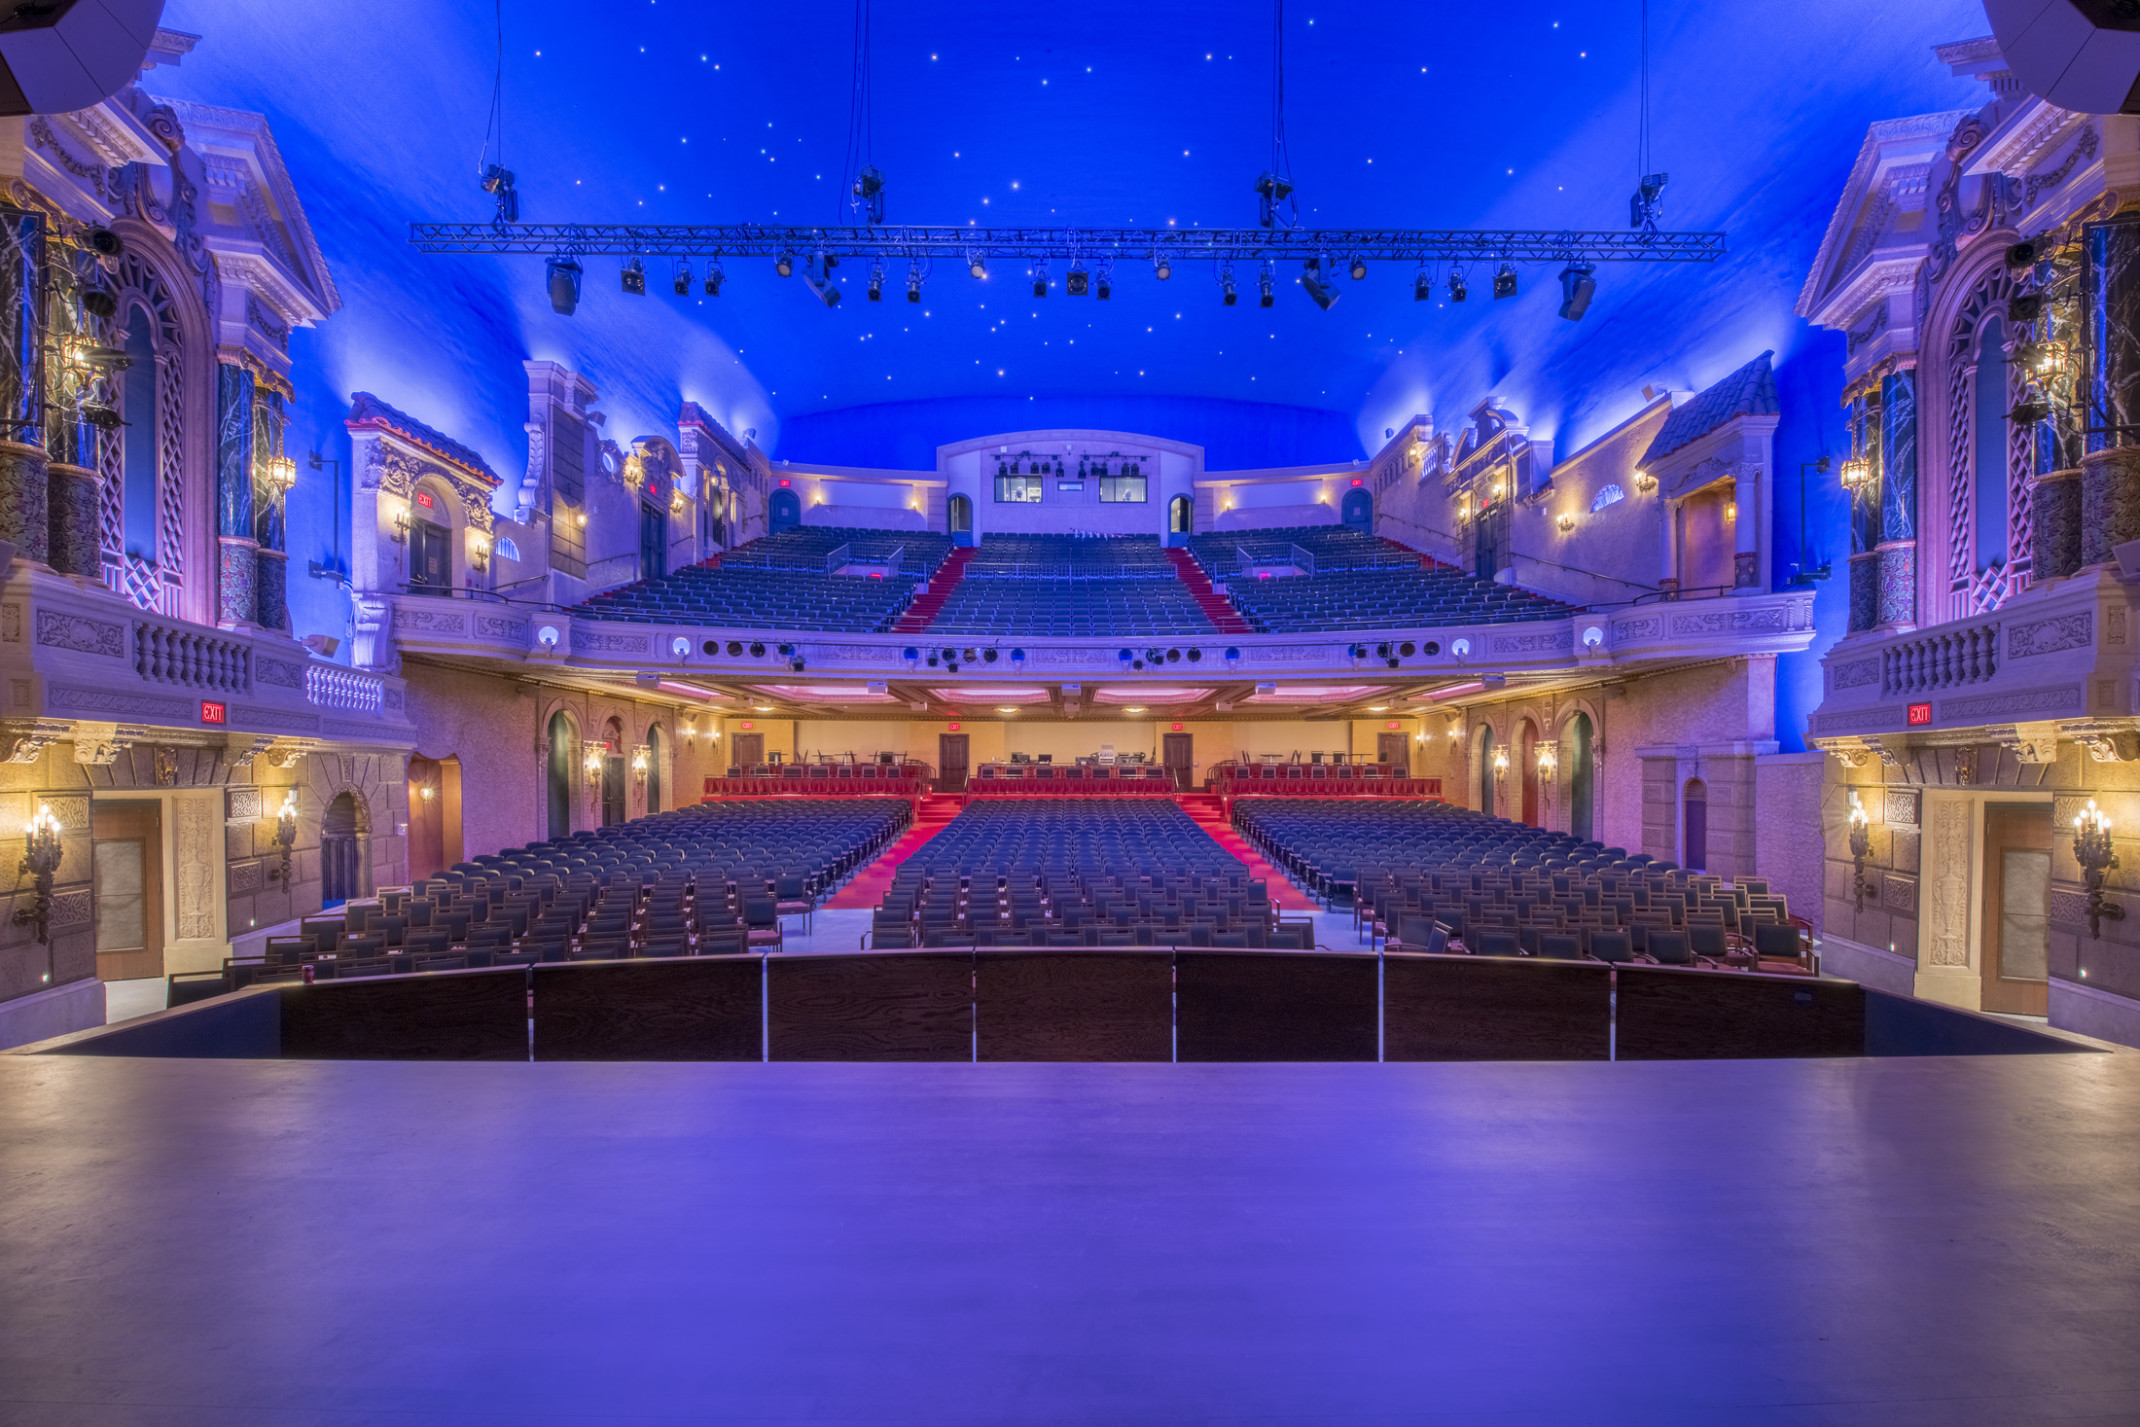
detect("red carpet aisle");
top-left (825, 795), bottom-right (964, 908)
top-left (1178, 794), bottom-right (1318, 911)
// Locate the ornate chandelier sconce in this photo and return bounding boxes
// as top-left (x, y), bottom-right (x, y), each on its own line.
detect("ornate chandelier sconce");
top-left (1837, 456), bottom-right (1872, 499)
top-left (2074, 798), bottom-right (2124, 939)
top-left (583, 740), bottom-right (608, 787)
top-left (11, 804), bottom-right (62, 948)
top-left (1491, 744), bottom-right (1509, 784)
top-left (630, 744), bottom-right (650, 787)
top-left (266, 790), bottom-right (298, 886)
top-left (1847, 791), bottom-right (1873, 912)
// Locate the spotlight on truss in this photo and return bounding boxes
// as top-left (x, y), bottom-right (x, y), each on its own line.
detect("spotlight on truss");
top-left (1095, 264), bottom-right (1112, 300)
top-left (1630, 172), bottom-right (1668, 231)
top-left (802, 258), bottom-right (840, 308)
top-left (1152, 251), bottom-right (1171, 280)
top-left (546, 254), bottom-right (583, 315)
top-left (703, 261), bottom-right (724, 296)
top-left (1301, 257), bottom-right (1338, 311)
top-left (1493, 262), bottom-right (1518, 300)
top-left (1557, 261), bottom-right (1597, 321)
top-left (621, 257), bottom-right (647, 295)
top-left (1031, 260), bottom-right (1050, 298)
top-left (776, 251), bottom-right (794, 277)
top-left (1220, 265), bottom-right (1238, 306)
top-left (906, 261), bottom-right (923, 302)
top-left (969, 253), bottom-right (987, 279)
top-left (1258, 263), bottom-right (1275, 308)
top-left (481, 164), bottom-right (518, 224)
top-left (1348, 254), bottom-right (1367, 280)
top-left (867, 264), bottom-right (885, 301)
top-left (1413, 267), bottom-right (1432, 302)
top-left (853, 164), bottom-right (886, 224)
top-left (1448, 267), bottom-right (1469, 302)
top-left (673, 258), bottom-right (692, 296)
top-left (1066, 263), bottom-right (1089, 297)
top-left (1255, 171), bottom-right (1294, 228)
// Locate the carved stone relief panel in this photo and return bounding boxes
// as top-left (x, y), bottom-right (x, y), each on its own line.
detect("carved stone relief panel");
top-left (172, 793), bottom-right (217, 942)
top-left (1923, 796), bottom-right (1974, 968)
top-left (1884, 789), bottom-right (1921, 827)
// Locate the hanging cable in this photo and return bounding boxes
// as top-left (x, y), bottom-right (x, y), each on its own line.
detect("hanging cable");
top-left (1630, 0), bottom-right (1665, 233)
top-left (841, 0), bottom-right (884, 223)
top-left (1257, 0), bottom-right (1299, 230)
top-left (476, 0), bottom-right (517, 225)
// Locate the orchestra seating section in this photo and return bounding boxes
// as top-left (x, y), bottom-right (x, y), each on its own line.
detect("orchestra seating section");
top-left (926, 534), bottom-right (1218, 636)
top-left (221, 800), bottom-right (910, 985)
top-left (1224, 563), bottom-right (1572, 632)
top-left (572, 563), bottom-right (924, 631)
top-left (867, 798), bottom-right (1314, 950)
top-left (1236, 799), bottom-right (1811, 972)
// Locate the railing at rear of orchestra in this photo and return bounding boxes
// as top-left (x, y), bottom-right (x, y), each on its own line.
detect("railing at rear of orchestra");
top-left (1211, 764), bottom-right (1441, 800)
top-left (703, 766), bottom-right (931, 799)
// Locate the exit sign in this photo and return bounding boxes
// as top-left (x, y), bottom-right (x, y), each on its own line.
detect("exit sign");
top-left (947, 721), bottom-right (961, 732)
top-left (1907, 702), bottom-right (1932, 726)
top-left (200, 700), bottom-right (226, 725)
top-left (738, 720), bottom-right (753, 730)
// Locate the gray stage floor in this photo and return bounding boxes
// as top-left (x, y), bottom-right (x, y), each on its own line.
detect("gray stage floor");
top-left (4, 1053), bottom-right (2140, 1426)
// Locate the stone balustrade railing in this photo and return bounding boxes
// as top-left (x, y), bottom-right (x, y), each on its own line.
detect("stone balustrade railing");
top-left (306, 662), bottom-right (384, 714)
top-left (1881, 620), bottom-right (2000, 696)
top-left (134, 619), bottom-right (253, 695)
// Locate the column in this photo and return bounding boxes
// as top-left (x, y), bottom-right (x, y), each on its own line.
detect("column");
top-left (1876, 369), bottom-right (1917, 628)
top-left (0, 206), bottom-right (48, 565)
top-left (1847, 392), bottom-right (1882, 633)
top-left (44, 247), bottom-right (101, 579)
top-left (1658, 497), bottom-right (1679, 595)
top-left (1732, 467), bottom-right (1759, 589)
top-left (253, 387), bottom-right (287, 631)
top-left (216, 363), bottom-right (258, 626)
top-left (2082, 216), bottom-right (2140, 566)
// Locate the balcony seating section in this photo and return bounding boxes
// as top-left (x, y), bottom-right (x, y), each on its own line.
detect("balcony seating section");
top-left (867, 798), bottom-right (1315, 950)
top-left (572, 563), bottom-right (924, 631)
top-left (1187, 525), bottom-right (1424, 577)
top-left (927, 534), bottom-right (1216, 636)
top-left (1224, 564), bottom-right (1572, 632)
top-left (1235, 799), bottom-right (1811, 974)
top-left (716, 524), bottom-right (954, 576)
top-left (226, 800), bottom-right (910, 985)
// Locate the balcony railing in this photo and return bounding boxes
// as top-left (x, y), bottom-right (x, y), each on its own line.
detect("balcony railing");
top-left (134, 621), bottom-right (252, 695)
top-left (306, 662), bottom-right (384, 714)
top-left (1881, 620), bottom-right (1999, 696)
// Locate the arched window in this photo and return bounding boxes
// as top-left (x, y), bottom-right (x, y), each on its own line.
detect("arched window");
top-left (1682, 778), bottom-right (1708, 872)
top-left (546, 710), bottom-right (577, 840)
top-left (1589, 484), bottom-right (1625, 513)
top-left (321, 792), bottom-right (371, 906)
top-left (495, 536), bottom-right (520, 563)
top-left (1974, 315), bottom-right (2009, 571)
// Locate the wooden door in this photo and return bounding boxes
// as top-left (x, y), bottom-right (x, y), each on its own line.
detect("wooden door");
top-left (1982, 804), bottom-right (2051, 1016)
top-left (1377, 732), bottom-right (1408, 776)
top-left (602, 753), bottom-right (626, 826)
top-left (731, 732), bottom-right (764, 770)
top-left (410, 518), bottom-right (450, 591)
top-left (92, 800), bottom-right (163, 981)
top-left (939, 734), bottom-right (970, 792)
top-left (1682, 780), bottom-right (1708, 872)
top-left (1162, 732), bottom-right (1194, 790)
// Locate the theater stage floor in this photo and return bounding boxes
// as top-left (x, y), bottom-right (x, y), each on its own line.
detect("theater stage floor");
top-left (5, 1054), bottom-right (2139, 1426)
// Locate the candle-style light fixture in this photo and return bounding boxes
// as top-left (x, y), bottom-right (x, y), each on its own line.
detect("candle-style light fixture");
top-left (265, 454), bottom-right (298, 504)
top-left (2074, 798), bottom-right (2124, 938)
top-left (1491, 744), bottom-right (1510, 780)
top-left (1847, 790), bottom-right (1873, 911)
top-left (12, 804), bottom-right (62, 951)
top-left (469, 530), bottom-right (492, 573)
top-left (1633, 467), bottom-right (1656, 494)
top-left (266, 790), bottom-right (298, 886)
top-left (1838, 456), bottom-right (1872, 497)
top-left (630, 744), bottom-right (651, 786)
top-left (390, 505), bottom-right (410, 544)
top-left (1536, 743), bottom-right (1558, 776)
top-left (584, 740), bottom-right (608, 786)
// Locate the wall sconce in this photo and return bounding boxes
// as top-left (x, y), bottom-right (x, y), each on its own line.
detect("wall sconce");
top-left (2075, 798), bottom-right (2124, 938)
top-left (576, 511), bottom-right (588, 528)
top-left (469, 531), bottom-right (491, 572)
top-left (266, 455), bottom-right (298, 504)
top-left (1491, 745), bottom-right (1509, 780)
top-left (670, 490), bottom-right (687, 516)
top-left (1536, 744), bottom-right (1558, 776)
top-left (1838, 457), bottom-right (1872, 497)
top-left (390, 507), bottom-right (409, 544)
top-left (267, 790), bottom-right (298, 886)
top-left (631, 744), bottom-right (651, 786)
top-left (583, 740), bottom-right (608, 786)
top-left (11, 804), bottom-right (61, 948)
top-left (681, 722), bottom-right (697, 742)
top-left (1556, 513), bottom-right (1576, 533)
top-left (1634, 468), bottom-right (1656, 494)
top-left (1847, 790), bottom-right (1872, 911)
top-left (2029, 341), bottom-right (2071, 380)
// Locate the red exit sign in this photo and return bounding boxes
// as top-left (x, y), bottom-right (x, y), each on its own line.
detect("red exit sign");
top-left (1907, 702), bottom-right (1932, 726)
top-left (200, 700), bottom-right (226, 725)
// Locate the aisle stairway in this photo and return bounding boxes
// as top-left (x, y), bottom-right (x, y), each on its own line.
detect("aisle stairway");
top-left (825, 795), bottom-right (964, 908)
top-left (892, 547), bottom-right (975, 633)
top-left (1165, 549), bottom-right (1254, 634)
top-left (1177, 793), bottom-right (1318, 911)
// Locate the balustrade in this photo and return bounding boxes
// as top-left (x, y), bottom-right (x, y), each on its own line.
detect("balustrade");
top-left (132, 621), bottom-right (252, 694)
top-left (306, 662), bottom-right (384, 714)
top-left (1881, 621), bottom-right (1999, 696)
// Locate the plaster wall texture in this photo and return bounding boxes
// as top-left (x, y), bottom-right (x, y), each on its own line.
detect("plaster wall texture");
top-left (1757, 751), bottom-right (1827, 934)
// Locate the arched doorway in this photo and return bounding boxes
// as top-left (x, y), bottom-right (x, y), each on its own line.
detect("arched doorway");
top-left (1683, 778), bottom-right (1708, 872)
top-left (321, 792), bottom-right (371, 906)
top-left (1168, 494), bottom-right (1192, 536)
top-left (1564, 713), bottom-right (1594, 844)
top-left (1477, 724), bottom-right (1496, 817)
top-left (769, 487), bottom-right (801, 534)
top-left (546, 710), bottom-right (577, 841)
top-left (646, 724), bottom-right (667, 814)
top-left (1517, 720), bottom-right (1539, 826)
top-left (1340, 487), bottom-right (1373, 534)
top-left (406, 754), bottom-right (463, 881)
top-left (948, 493), bottom-right (972, 544)
top-left (409, 487), bottom-right (452, 592)
top-left (601, 716), bottom-right (627, 827)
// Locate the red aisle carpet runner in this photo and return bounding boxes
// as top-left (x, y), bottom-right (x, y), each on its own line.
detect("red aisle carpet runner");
top-left (825, 795), bottom-right (964, 908)
top-left (1177, 793), bottom-right (1318, 911)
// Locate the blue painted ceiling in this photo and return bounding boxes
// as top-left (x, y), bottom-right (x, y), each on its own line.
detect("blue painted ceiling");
top-left (153, 0), bottom-right (1989, 477)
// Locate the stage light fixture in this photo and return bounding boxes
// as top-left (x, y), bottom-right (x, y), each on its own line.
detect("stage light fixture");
top-left (1629, 172), bottom-right (1668, 231)
top-left (803, 258), bottom-right (840, 308)
top-left (1031, 260), bottom-right (1049, 298)
top-left (703, 261), bottom-right (725, 296)
top-left (1413, 268), bottom-right (1431, 302)
top-left (1349, 255), bottom-right (1368, 280)
top-left (867, 264), bottom-right (885, 301)
top-left (906, 261), bottom-right (924, 302)
top-left (546, 254), bottom-right (583, 315)
top-left (1300, 258), bottom-right (1338, 311)
top-left (1493, 263), bottom-right (1518, 300)
top-left (1254, 171), bottom-right (1294, 228)
top-left (969, 253), bottom-right (987, 279)
top-left (1066, 263), bottom-right (1089, 297)
top-left (1448, 268), bottom-right (1468, 302)
top-left (1153, 252), bottom-right (1171, 281)
top-left (481, 164), bottom-right (518, 223)
top-left (621, 257), bottom-right (647, 295)
top-left (776, 251), bottom-right (795, 277)
top-left (673, 258), bottom-right (692, 296)
top-left (1095, 264), bottom-right (1112, 300)
top-left (1221, 265), bottom-right (1238, 306)
top-left (1258, 263), bottom-right (1275, 308)
top-left (853, 164), bottom-right (886, 224)
top-left (1557, 261), bottom-right (1596, 321)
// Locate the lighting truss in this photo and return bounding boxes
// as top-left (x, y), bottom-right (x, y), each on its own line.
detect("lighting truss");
top-left (409, 222), bottom-right (1724, 267)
